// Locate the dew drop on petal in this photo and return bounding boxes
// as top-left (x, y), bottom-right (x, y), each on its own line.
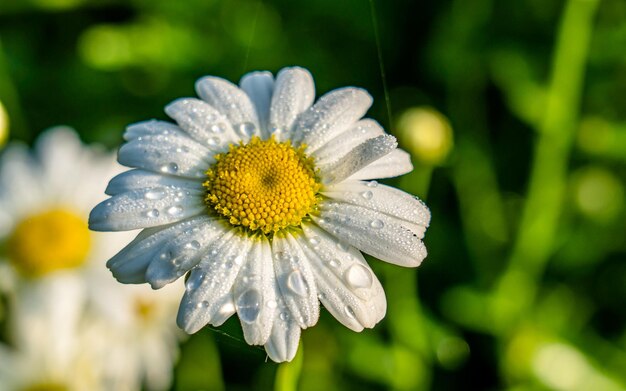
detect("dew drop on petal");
top-left (186, 271), bottom-right (205, 291)
top-left (286, 270), bottom-right (309, 297)
top-left (360, 191), bottom-right (373, 200)
top-left (207, 137), bottom-right (221, 147)
top-left (166, 205), bottom-right (184, 216)
top-left (367, 181), bottom-right (378, 188)
top-left (196, 300), bottom-right (210, 309)
top-left (146, 209), bottom-right (160, 218)
top-left (344, 305), bottom-right (356, 319)
top-left (186, 240), bottom-right (201, 250)
top-left (308, 236), bottom-right (321, 247)
top-left (337, 241), bottom-right (350, 252)
top-left (144, 189), bottom-right (166, 200)
top-left (344, 264), bottom-right (373, 289)
top-left (236, 122), bottom-right (256, 138)
top-left (279, 311), bottom-right (290, 321)
top-left (236, 289), bottom-right (262, 323)
top-left (210, 123), bottom-right (226, 134)
top-left (266, 300), bottom-right (278, 309)
top-left (370, 219), bottom-right (384, 229)
top-left (160, 162), bottom-right (179, 174)
top-left (327, 259), bottom-right (341, 268)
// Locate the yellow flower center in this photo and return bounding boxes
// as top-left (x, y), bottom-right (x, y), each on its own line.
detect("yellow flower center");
top-left (203, 137), bottom-right (320, 234)
top-left (8, 209), bottom-right (91, 278)
top-left (21, 383), bottom-right (68, 391)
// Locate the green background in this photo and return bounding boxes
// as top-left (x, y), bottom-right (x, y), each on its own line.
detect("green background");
top-left (1, 0), bottom-right (626, 389)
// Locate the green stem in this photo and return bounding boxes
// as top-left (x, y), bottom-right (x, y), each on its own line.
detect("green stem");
top-left (274, 343), bottom-right (304, 391)
top-left (496, 0), bottom-right (600, 325)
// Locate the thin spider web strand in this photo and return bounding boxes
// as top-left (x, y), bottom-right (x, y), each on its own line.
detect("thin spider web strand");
top-left (368, 0), bottom-right (393, 129)
top-left (242, 0), bottom-right (263, 74)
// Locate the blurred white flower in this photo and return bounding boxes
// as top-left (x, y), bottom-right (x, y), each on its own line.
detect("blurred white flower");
top-left (86, 271), bottom-right (184, 391)
top-left (0, 274), bottom-right (104, 391)
top-left (0, 127), bottom-right (184, 390)
top-left (90, 67), bottom-right (431, 362)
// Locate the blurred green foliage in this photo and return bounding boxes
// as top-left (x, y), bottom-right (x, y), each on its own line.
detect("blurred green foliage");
top-left (1, 0), bottom-right (626, 389)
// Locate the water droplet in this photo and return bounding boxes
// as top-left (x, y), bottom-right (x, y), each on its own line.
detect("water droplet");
top-left (144, 189), bottom-right (166, 200)
top-left (105, 201), bottom-right (112, 207)
top-left (318, 292), bottom-right (327, 300)
top-left (160, 162), bottom-right (179, 174)
top-left (146, 209), bottom-right (160, 218)
top-left (223, 260), bottom-right (233, 269)
top-left (236, 289), bottom-right (262, 323)
top-left (360, 191), bottom-right (373, 200)
top-left (344, 264), bottom-right (373, 289)
top-left (367, 181), bottom-right (378, 188)
top-left (186, 240), bottom-right (201, 250)
top-left (266, 300), bottom-right (277, 309)
top-left (207, 137), bottom-right (221, 147)
top-left (186, 271), bottom-right (205, 291)
top-left (370, 219), bottom-right (384, 229)
top-left (235, 122), bottom-right (256, 138)
top-left (279, 311), bottom-right (289, 321)
top-left (308, 236), bottom-right (321, 247)
top-left (166, 205), bottom-right (184, 216)
top-left (327, 259), bottom-right (341, 268)
top-left (337, 242), bottom-right (350, 252)
top-left (210, 123), bottom-right (226, 134)
top-left (196, 300), bottom-right (209, 309)
top-left (344, 305), bottom-right (356, 319)
top-left (286, 270), bottom-right (309, 297)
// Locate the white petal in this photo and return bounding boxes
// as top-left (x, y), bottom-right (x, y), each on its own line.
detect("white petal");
top-left (240, 71), bottom-right (274, 137)
top-left (195, 76), bottom-right (261, 142)
top-left (176, 229), bottom-right (250, 334)
top-left (118, 130), bottom-right (213, 179)
top-left (164, 98), bottom-right (240, 150)
top-left (322, 180), bottom-right (430, 227)
top-left (264, 293), bottom-right (301, 362)
top-left (145, 217), bottom-right (228, 289)
top-left (0, 143), bottom-right (42, 220)
top-left (233, 237), bottom-right (276, 345)
top-left (301, 223), bottom-right (386, 331)
top-left (347, 149), bottom-right (413, 181)
top-left (105, 217), bottom-right (208, 283)
top-left (271, 233), bottom-right (320, 328)
top-left (319, 135), bottom-right (397, 185)
top-left (89, 186), bottom-right (206, 231)
top-left (124, 119), bottom-right (180, 141)
top-left (312, 200), bottom-right (428, 267)
top-left (269, 67), bottom-right (315, 141)
top-left (292, 87), bottom-right (372, 151)
top-left (312, 119), bottom-right (385, 167)
top-left (105, 169), bottom-right (203, 196)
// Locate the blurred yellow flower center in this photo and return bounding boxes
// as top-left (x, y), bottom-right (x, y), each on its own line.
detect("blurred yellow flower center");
top-left (21, 383), bottom-right (68, 391)
top-left (8, 209), bottom-right (91, 278)
top-left (203, 136), bottom-right (320, 234)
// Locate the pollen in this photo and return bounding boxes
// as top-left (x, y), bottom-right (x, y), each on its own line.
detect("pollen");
top-left (8, 209), bottom-right (91, 278)
top-left (203, 136), bottom-right (320, 234)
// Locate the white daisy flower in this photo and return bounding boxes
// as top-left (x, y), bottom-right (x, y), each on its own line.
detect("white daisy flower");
top-left (0, 274), bottom-right (105, 391)
top-left (0, 127), bottom-right (183, 389)
top-left (89, 66), bottom-right (431, 362)
top-left (86, 271), bottom-right (184, 391)
top-left (0, 127), bottom-right (126, 284)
